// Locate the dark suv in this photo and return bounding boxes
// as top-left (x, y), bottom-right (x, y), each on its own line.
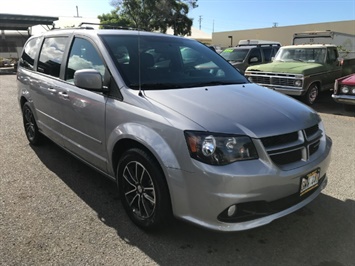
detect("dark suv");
top-left (220, 41), bottom-right (280, 74)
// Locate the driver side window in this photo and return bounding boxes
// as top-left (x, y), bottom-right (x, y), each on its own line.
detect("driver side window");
top-left (327, 48), bottom-right (337, 63)
top-left (65, 38), bottom-right (106, 82)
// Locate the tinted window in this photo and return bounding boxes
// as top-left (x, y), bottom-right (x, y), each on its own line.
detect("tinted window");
top-left (65, 38), bottom-right (105, 82)
top-left (37, 37), bottom-right (68, 77)
top-left (249, 49), bottom-right (261, 62)
top-left (101, 35), bottom-right (247, 90)
top-left (19, 37), bottom-right (42, 70)
top-left (262, 47), bottom-right (272, 62)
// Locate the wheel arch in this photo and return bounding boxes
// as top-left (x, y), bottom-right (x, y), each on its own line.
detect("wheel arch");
top-left (308, 80), bottom-right (321, 90)
top-left (19, 96), bottom-right (28, 109)
top-left (108, 123), bottom-right (181, 182)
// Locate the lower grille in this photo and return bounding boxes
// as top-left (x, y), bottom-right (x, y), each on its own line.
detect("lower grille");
top-left (218, 174), bottom-right (326, 223)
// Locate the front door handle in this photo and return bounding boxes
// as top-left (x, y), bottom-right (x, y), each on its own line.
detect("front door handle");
top-left (58, 91), bottom-right (69, 99)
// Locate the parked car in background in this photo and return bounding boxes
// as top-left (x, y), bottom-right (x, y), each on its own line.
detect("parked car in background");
top-left (207, 45), bottom-right (223, 53)
top-left (246, 31), bottom-right (355, 105)
top-left (17, 29), bottom-right (332, 232)
top-left (220, 40), bottom-right (280, 74)
top-left (332, 73), bottom-right (355, 111)
top-left (245, 44), bottom-right (355, 105)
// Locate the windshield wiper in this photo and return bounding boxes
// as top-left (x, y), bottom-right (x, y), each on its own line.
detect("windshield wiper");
top-left (130, 83), bottom-right (184, 90)
top-left (193, 81), bottom-right (245, 87)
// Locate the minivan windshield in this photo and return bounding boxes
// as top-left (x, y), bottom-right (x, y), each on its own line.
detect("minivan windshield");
top-left (100, 34), bottom-right (247, 90)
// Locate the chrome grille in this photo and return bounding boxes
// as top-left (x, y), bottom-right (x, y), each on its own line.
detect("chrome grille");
top-left (261, 124), bottom-right (322, 166)
top-left (247, 72), bottom-right (302, 87)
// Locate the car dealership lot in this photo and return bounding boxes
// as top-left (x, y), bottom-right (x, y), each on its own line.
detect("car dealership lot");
top-left (1, 73), bottom-right (354, 266)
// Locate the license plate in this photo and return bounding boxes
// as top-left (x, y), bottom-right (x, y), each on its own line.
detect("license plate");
top-left (300, 168), bottom-right (320, 196)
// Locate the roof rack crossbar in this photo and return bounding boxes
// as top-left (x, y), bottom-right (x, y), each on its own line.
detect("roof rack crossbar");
top-left (78, 22), bottom-right (137, 30)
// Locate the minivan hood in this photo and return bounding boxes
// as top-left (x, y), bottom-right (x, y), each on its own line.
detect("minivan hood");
top-left (247, 61), bottom-right (325, 75)
top-left (144, 83), bottom-right (319, 138)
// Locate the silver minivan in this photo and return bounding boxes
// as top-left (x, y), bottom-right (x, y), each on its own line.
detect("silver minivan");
top-left (17, 29), bottom-right (332, 232)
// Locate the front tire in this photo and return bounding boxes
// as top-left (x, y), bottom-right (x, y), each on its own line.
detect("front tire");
top-left (22, 102), bottom-right (42, 145)
top-left (303, 83), bottom-right (319, 105)
top-left (117, 148), bottom-right (171, 230)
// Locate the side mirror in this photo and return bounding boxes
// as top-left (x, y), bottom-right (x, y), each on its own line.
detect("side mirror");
top-left (74, 69), bottom-right (105, 91)
top-left (249, 57), bottom-right (259, 63)
top-left (337, 58), bottom-right (344, 66)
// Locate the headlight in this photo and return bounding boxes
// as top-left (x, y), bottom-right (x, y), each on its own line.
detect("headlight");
top-left (352, 88), bottom-right (355, 95)
top-left (294, 80), bottom-right (302, 87)
top-left (184, 131), bottom-right (258, 165)
top-left (341, 86), bottom-right (349, 94)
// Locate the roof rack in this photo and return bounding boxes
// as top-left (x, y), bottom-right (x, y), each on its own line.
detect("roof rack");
top-left (237, 39), bottom-right (281, 47)
top-left (78, 22), bottom-right (137, 30)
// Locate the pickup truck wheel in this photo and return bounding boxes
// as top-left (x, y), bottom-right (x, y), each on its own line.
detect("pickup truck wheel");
top-left (117, 148), bottom-right (171, 231)
top-left (22, 102), bottom-right (42, 145)
top-left (303, 84), bottom-right (319, 105)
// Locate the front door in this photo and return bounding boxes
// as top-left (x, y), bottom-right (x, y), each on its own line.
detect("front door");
top-left (59, 37), bottom-right (108, 171)
top-left (323, 47), bottom-right (342, 89)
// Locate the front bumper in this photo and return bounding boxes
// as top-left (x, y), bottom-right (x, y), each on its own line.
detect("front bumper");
top-left (332, 94), bottom-right (355, 105)
top-left (168, 135), bottom-right (332, 232)
top-left (265, 85), bottom-right (305, 96)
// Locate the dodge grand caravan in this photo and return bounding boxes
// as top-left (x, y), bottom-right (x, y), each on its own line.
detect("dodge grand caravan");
top-left (17, 29), bottom-right (332, 232)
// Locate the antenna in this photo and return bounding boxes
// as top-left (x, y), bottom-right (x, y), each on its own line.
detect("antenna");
top-left (138, 30), bottom-right (143, 97)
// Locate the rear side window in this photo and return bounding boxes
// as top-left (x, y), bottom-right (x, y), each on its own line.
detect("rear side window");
top-left (19, 37), bottom-right (42, 70)
top-left (37, 37), bottom-right (68, 78)
top-left (65, 37), bottom-right (105, 82)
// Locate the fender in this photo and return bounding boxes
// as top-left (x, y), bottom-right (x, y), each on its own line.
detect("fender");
top-left (106, 122), bottom-right (181, 175)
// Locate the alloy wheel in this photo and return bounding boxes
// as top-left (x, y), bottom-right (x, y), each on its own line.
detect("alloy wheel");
top-left (122, 161), bottom-right (156, 219)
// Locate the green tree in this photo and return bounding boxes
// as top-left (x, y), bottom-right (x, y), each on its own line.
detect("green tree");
top-left (106, 0), bottom-right (198, 35)
top-left (98, 7), bottom-right (133, 29)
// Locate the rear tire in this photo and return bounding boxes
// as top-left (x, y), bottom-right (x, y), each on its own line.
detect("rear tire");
top-left (22, 102), bottom-right (42, 145)
top-left (302, 83), bottom-right (319, 105)
top-left (117, 148), bottom-right (171, 231)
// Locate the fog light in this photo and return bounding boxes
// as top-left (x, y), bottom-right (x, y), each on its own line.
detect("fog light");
top-left (227, 205), bottom-right (237, 217)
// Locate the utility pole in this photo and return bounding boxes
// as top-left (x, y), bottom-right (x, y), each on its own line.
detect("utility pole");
top-left (198, 15), bottom-right (202, 30)
top-left (75, 6), bottom-right (81, 17)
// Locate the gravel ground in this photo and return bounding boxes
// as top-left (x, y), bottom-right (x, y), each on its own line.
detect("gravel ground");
top-left (1, 72), bottom-right (354, 266)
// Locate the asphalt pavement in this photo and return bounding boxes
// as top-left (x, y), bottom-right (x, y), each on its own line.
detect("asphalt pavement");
top-left (1, 72), bottom-right (354, 266)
